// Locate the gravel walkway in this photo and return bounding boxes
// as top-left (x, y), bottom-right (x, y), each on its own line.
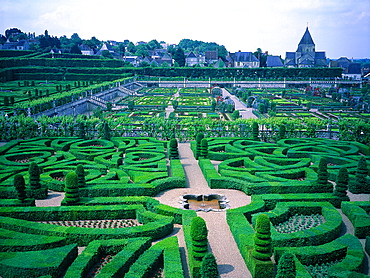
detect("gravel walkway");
top-left (222, 89), bottom-right (257, 119)
top-left (155, 143), bottom-right (252, 278)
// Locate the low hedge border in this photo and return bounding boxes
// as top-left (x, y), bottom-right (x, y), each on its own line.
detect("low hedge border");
top-left (0, 244), bottom-right (78, 278)
top-left (0, 205), bottom-right (174, 245)
top-left (0, 227), bottom-right (66, 252)
top-left (252, 202), bottom-right (343, 247)
top-left (341, 201), bottom-right (370, 238)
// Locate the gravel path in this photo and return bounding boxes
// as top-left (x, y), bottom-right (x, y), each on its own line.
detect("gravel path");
top-left (222, 89), bottom-right (257, 119)
top-left (155, 143), bottom-right (252, 278)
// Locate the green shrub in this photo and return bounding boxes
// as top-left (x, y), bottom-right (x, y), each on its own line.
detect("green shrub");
top-left (334, 167), bottom-right (350, 204)
top-left (276, 252), bottom-right (296, 278)
top-left (64, 171), bottom-right (80, 204)
top-left (349, 157), bottom-right (369, 193)
top-left (13, 174), bottom-right (26, 202)
top-left (169, 138), bottom-right (179, 159)
top-left (28, 162), bottom-right (41, 189)
top-left (75, 164), bottom-right (86, 188)
top-left (199, 253), bottom-right (219, 278)
top-left (252, 214), bottom-right (272, 261)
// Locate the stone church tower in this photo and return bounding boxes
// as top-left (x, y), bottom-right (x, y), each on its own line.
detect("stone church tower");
top-left (285, 27), bottom-right (327, 67)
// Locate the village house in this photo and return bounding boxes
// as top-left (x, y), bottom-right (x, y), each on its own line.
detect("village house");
top-left (229, 51), bottom-right (260, 68)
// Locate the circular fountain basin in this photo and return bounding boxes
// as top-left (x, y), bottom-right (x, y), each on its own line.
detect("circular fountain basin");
top-left (180, 194), bottom-right (230, 212)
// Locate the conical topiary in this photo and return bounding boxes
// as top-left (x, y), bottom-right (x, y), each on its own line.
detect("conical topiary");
top-left (316, 157), bottom-right (329, 186)
top-left (334, 167), bottom-right (350, 201)
top-left (28, 162), bottom-right (41, 189)
top-left (195, 132), bottom-right (204, 159)
top-left (76, 164), bottom-right (86, 188)
top-left (252, 214), bottom-right (272, 261)
top-left (350, 157), bottom-right (369, 193)
top-left (169, 138), bottom-right (179, 159)
top-left (13, 174), bottom-right (26, 202)
top-left (276, 252), bottom-right (296, 278)
top-left (252, 122), bottom-right (259, 141)
top-left (102, 122), bottom-right (111, 140)
top-left (64, 171), bottom-right (79, 204)
top-left (199, 253), bottom-right (219, 278)
top-left (200, 138), bottom-right (208, 159)
top-left (278, 124), bottom-right (286, 140)
top-left (191, 216), bottom-right (208, 261)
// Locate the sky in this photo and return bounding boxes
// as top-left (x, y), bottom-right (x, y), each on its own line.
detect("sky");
top-left (0, 0), bottom-right (369, 59)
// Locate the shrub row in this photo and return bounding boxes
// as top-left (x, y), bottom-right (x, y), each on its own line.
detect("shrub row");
top-left (64, 238), bottom-right (151, 278)
top-left (0, 244), bottom-right (78, 278)
top-left (341, 201), bottom-right (370, 238)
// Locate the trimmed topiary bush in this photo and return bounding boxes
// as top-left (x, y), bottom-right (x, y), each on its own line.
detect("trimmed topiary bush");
top-left (195, 133), bottom-right (204, 159)
top-left (75, 164), bottom-right (86, 188)
top-left (276, 252), bottom-right (296, 278)
top-left (169, 138), bottom-right (179, 159)
top-left (200, 138), bottom-right (208, 159)
top-left (29, 162), bottom-right (41, 189)
top-left (334, 167), bottom-right (350, 203)
top-left (316, 157), bottom-right (329, 185)
top-left (349, 157), bottom-right (369, 193)
top-left (191, 216), bottom-right (208, 261)
top-left (13, 174), bottom-right (26, 202)
top-left (199, 253), bottom-right (219, 278)
top-left (252, 122), bottom-right (259, 141)
top-left (64, 171), bottom-right (80, 204)
top-left (252, 214), bottom-right (272, 261)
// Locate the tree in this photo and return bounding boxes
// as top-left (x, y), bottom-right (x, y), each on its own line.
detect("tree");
top-left (13, 174), bottom-right (26, 202)
top-left (173, 47), bottom-right (186, 67)
top-left (28, 162), bottom-right (41, 189)
top-left (70, 44), bottom-right (82, 54)
top-left (169, 138), bottom-right (179, 159)
top-left (191, 216), bottom-right (208, 261)
top-left (128, 100), bottom-right (135, 111)
top-left (78, 122), bottom-right (86, 139)
top-left (127, 41), bottom-right (136, 54)
top-left (64, 171), bottom-right (80, 204)
top-left (316, 157), bottom-right (329, 186)
top-left (334, 167), bottom-right (350, 202)
top-left (278, 124), bottom-right (286, 140)
top-left (200, 253), bottom-right (219, 278)
top-left (172, 99), bottom-right (179, 110)
top-left (147, 39), bottom-right (161, 50)
top-left (135, 44), bottom-right (149, 57)
top-left (71, 33), bottom-right (82, 45)
top-left (276, 252), bottom-right (296, 278)
top-left (252, 214), bottom-right (272, 261)
top-left (76, 164), bottom-right (86, 188)
top-left (5, 28), bottom-right (22, 39)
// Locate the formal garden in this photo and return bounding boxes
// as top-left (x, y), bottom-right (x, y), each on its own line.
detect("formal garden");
top-left (0, 52), bottom-right (369, 277)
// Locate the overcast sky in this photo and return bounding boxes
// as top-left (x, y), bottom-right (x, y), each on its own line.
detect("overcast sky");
top-left (1, 0), bottom-right (369, 59)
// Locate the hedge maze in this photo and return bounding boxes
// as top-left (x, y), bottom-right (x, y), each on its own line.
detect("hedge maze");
top-left (197, 137), bottom-right (369, 277)
top-left (0, 136), bottom-right (369, 277)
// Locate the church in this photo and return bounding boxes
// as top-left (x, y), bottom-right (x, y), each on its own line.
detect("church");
top-left (284, 27), bottom-right (327, 68)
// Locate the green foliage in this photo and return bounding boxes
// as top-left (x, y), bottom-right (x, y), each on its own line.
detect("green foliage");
top-left (28, 162), bottom-right (41, 189)
top-left (102, 121), bottom-right (111, 140)
top-left (199, 253), bottom-right (219, 278)
top-left (252, 214), bottom-right (272, 261)
top-left (75, 164), bottom-right (85, 188)
top-left (191, 217), bottom-right (208, 241)
top-left (195, 132), bottom-right (204, 159)
top-left (169, 138), bottom-right (179, 159)
top-left (350, 157), bottom-right (369, 193)
top-left (276, 252), bottom-right (296, 278)
top-left (64, 171), bottom-right (79, 204)
top-left (316, 157), bottom-right (329, 185)
top-left (252, 122), bottom-right (259, 141)
top-left (200, 138), bottom-right (208, 159)
top-left (13, 174), bottom-right (26, 202)
top-left (334, 167), bottom-right (349, 201)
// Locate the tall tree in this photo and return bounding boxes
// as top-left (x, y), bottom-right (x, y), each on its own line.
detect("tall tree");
top-left (173, 47), bottom-right (186, 67)
top-left (70, 44), bottom-right (82, 54)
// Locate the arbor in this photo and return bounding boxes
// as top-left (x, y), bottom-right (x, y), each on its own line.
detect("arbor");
top-left (334, 167), bottom-right (350, 202)
top-left (28, 162), bottom-right (41, 189)
top-left (191, 216), bottom-right (208, 261)
top-left (64, 171), bottom-right (80, 204)
top-left (13, 174), bottom-right (26, 202)
top-left (199, 253), bottom-right (219, 278)
top-left (252, 214), bottom-right (272, 261)
top-left (276, 252), bottom-right (296, 278)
